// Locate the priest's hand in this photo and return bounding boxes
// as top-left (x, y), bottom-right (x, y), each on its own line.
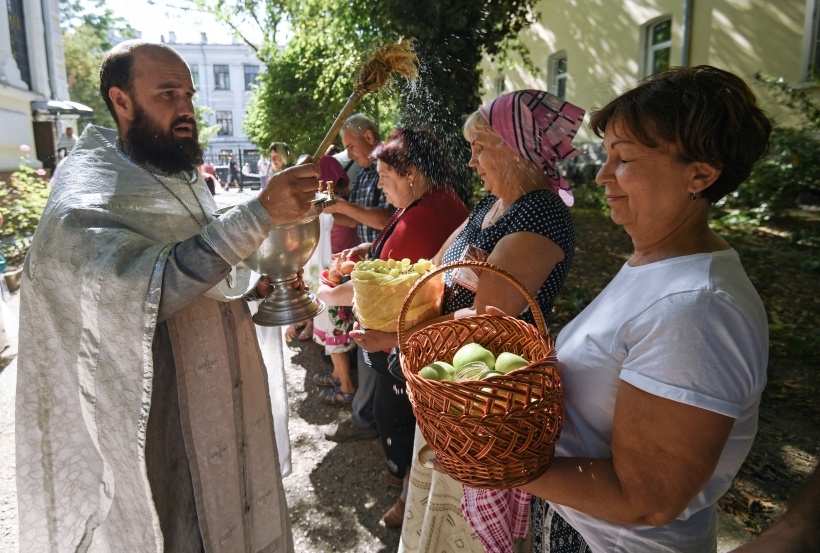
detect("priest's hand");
top-left (258, 163), bottom-right (321, 224)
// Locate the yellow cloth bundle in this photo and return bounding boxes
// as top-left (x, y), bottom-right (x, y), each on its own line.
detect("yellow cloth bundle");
top-left (352, 259), bottom-right (443, 333)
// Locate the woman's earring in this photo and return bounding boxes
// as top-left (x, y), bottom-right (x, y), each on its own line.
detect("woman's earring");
top-left (692, 192), bottom-right (698, 200)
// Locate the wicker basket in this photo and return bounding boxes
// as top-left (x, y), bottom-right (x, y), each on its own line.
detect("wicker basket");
top-left (399, 261), bottom-right (564, 489)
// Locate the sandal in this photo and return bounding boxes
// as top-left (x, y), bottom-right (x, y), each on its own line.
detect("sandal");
top-left (298, 321), bottom-right (314, 341)
top-left (319, 387), bottom-right (355, 405)
top-left (285, 321), bottom-right (307, 342)
top-left (313, 372), bottom-right (341, 387)
top-left (382, 498), bottom-right (405, 527)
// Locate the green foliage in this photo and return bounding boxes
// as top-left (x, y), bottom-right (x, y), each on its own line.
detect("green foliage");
top-left (716, 74), bottom-right (820, 224)
top-left (195, 104), bottom-right (220, 150)
top-left (200, 0), bottom-right (539, 200)
top-left (719, 125), bottom-right (820, 220)
top-left (0, 154), bottom-right (51, 263)
top-left (61, 0), bottom-right (136, 129)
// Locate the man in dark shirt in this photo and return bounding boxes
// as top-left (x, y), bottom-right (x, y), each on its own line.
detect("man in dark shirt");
top-left (322, 113), bottom-right (395, 443)
top-left (228, 154), bottom-right (242, 191)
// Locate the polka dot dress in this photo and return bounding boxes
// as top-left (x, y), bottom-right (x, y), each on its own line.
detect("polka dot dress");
top-left (441, 189), bottom-right (575, 325)
top-left (532, 497), bottom-right (591, 553)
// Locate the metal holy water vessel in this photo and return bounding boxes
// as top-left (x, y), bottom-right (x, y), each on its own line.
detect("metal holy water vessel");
top-left (215, 188), bottom-right (336, 326)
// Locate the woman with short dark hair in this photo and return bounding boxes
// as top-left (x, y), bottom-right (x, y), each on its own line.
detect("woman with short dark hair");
top-left (317, 128), bottom-right (469, 525)
top-left (507, 66), bottom-right (772, 552)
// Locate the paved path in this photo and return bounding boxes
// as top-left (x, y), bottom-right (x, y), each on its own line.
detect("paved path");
top-left (0, 292), bottom-right (19, 552)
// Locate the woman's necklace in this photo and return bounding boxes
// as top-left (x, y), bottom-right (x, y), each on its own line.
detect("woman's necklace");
top-left (486, 199), bottom-right (505, 227)
top-left (117, 139), bottom-right (208, 230)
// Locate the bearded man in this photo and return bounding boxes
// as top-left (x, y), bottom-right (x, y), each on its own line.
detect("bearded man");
top-left (15, 41), bottom-right (318, 552)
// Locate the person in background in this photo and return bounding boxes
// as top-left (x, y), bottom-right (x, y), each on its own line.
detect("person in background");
top-left (325, 144), bottom-right (341, 156)
top-left (268, 142), bottom-right (295, 178)
top-left (321, 113), bottom-right (395, 443)
top-left (257, 154), bottom-right (270, 189)
top-left (57, 127), bottom-right (78, 159)
top-left (227, 154), bottom-right (242, 191)
top-left (199, 164), bottom-right (217, 195)
top-left (319, 128), bottom-right (469, 525)
top-left (354, 91), bottom-right (582, 544)
top-left (309, 154), bottom-right (358, 405)
top-left (202, 157), bottom-right (215, 176)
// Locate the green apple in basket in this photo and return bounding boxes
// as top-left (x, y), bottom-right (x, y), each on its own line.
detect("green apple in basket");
top-left (495, 352), bottom-right (529, 374)
top-left (418, 362), bottom-right (455, 381)
top-left (452, 343), bottom-right (496, 371)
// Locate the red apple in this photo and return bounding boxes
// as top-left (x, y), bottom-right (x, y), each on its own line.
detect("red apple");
top-left (328, 269), bottom-right (344, 284)
top-left (340, 260), bottom-right (356, 275)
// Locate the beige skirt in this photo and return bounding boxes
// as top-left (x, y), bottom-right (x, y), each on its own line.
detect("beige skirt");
top-left (399, 426), bottom-right (535, 553)
top-left (399, 426), bottom-right (485, 553)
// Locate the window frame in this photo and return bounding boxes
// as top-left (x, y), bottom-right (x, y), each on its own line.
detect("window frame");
top-left (801, 0), bottom-right (820, 82)
top-left (644, 17), bottom-right (673, 77)
top-left (190, 64), bottom-right (200, 88)
top-left (7, 0), bottom-right (32, 89)
top-left (216, 110), bottom-right (233, 136)
top-left (494, 76), bottom-right (506, 98)
top-left (213, 64), bottom-right (231, 91)
top-left (547, 51), bottom-right (568, 99)
top-left (244, 65), bottom-right (260, 91)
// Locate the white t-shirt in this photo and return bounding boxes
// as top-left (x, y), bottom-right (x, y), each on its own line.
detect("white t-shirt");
top-left (550, 249), bottom-right (768, 553)
top-left (257, 157), bottom-right (270, 177)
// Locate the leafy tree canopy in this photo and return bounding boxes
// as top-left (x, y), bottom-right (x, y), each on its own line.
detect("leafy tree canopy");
top-left (200, 0), bottom-right (538, 200)
top-left (61, 0), bottom-right (136, 129)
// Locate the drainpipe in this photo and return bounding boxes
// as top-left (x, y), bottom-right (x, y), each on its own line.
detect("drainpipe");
top-left (681, 0), bottom-right (694, 67)
top-left (40, 0), bottom-right (56, 99)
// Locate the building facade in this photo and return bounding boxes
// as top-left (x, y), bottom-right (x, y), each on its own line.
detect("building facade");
top-left (484, 0), bottom-right (817, 142)
top-left (1, 0), bottom-right (86, 177)
top-left (166, 32), bottom-right (263, 182)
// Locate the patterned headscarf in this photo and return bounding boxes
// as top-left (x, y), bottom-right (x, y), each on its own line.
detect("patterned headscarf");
top-left (479, 90), bottom-right (585, 206)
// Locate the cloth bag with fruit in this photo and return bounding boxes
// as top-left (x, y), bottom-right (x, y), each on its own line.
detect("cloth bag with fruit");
top-left (351, 258), bottom-right (443, 333)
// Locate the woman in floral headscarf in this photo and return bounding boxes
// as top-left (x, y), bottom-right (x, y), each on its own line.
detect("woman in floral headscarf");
top-left (352, 90), bottom-right (584, 548)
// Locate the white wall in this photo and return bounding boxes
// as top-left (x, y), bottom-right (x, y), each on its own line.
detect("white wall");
top-left (0, 0), bottom-right (70, 171)
top-left (170, 39), bottom-right (261, 160)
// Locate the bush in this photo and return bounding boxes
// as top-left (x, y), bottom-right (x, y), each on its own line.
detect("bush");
top-left (719, 126), bottom-right (820, 220)
top-left (0, 147), bottom-right (51, 265)
top-left (716, 74), bottom-right (820, 222)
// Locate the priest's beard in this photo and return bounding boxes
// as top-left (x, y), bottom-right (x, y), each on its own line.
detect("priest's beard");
top-left (124, 104), bottom-right (203, 174)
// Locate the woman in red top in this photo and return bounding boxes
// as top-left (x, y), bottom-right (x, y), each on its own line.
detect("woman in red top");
top-left (317, 128), bottom-right (468, 525)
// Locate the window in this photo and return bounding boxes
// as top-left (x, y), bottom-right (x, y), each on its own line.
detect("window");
top-left (218, 150), bottom-right (233, 164)
top-left (494, 76), bottom-right (505, 98)
top-left (216, 111), bottom-right (233, 136)
top-left (7, 0), bottom-right (31, 89)
top-left (548, 53), bottom-right (568, 99)
top-left (190, 64), bottom-right (199, 88)
top-left (244, 65), bottom-right (260, 90)
top-left (806, 0), bottom-right (820, 78)
top-left (214, 65), bottom-right (230, 90)
top-left (244, 150), bottom-right (261, 168)
top-left (647, 19), bottom-right (672, 76)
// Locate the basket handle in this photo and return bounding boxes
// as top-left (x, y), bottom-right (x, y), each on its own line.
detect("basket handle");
top-left (397, 260), bottom-right (548, 357)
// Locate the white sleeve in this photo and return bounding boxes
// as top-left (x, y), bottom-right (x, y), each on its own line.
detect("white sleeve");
top-left (618, 290), bottom-right (766, 418)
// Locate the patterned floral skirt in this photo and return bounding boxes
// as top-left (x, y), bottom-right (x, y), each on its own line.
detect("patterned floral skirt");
top-left (531, 497), bottom-right (591, 553)
top-left (312, 304), bottom-right (355, 354)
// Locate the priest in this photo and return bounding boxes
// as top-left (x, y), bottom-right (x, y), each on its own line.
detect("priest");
top-left (15, 41), bottom-right (319, 552)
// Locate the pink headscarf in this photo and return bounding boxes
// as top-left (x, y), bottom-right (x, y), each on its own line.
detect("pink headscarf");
top-left (479, 90), bottom-right (585, 206)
